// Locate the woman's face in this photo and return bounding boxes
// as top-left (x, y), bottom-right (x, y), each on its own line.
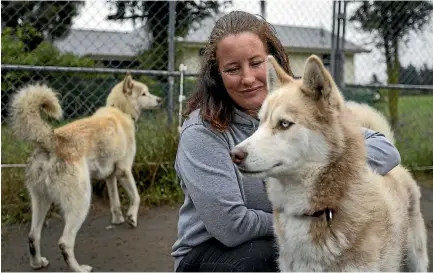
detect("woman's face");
top-left (216, 32), bottom-right (268, 116)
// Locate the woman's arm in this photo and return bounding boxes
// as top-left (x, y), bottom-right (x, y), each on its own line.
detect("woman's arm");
top-left (362, 127), bottom-right (401, 175)
top-left (175, 124), bottom-right (274, 247)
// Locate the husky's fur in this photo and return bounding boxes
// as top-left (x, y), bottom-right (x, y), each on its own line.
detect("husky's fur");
top-left (345, 100), bottom-right (395, 144)
top-left (9, 74), bottom-right (161, 272)
top-left (231, 55), bottom-right (428, 271)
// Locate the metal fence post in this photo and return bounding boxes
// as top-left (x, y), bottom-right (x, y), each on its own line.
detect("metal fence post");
top-left (260, 0), bottom-right (266, 20)
top-left (167, 1), bottom-right (177, 126)
top-left (340, 1), bottom-right (347, 90)
top-left (330, 0), bottom-right (347, 90)
top-left (330, 1), bottom-right (336, 78)
top-left (178, 64), bottom-right (187, 134)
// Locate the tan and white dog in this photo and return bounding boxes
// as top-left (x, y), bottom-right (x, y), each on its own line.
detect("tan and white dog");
top-left (9, 74), bottom-right (161, 272)
top-left (230, 55), bottom-right (428, 271)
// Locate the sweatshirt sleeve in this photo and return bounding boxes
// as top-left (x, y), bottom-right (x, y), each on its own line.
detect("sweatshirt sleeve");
top-left (175, 124), bottom-right (274, 247)
top-left (362, 127), bottom-right (401, 175)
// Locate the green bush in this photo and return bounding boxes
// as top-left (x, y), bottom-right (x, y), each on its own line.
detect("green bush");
top-left (1, 26), bottom-right (113, 120)
top-left (1, 26), bottom-right (100, 87)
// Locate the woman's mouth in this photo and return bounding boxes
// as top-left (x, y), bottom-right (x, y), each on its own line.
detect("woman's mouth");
top-left (241, 86), bottom-right (262, 93)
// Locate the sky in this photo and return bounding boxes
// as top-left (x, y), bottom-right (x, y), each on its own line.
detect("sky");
top-left (72, 0), bottom-right (433, 84)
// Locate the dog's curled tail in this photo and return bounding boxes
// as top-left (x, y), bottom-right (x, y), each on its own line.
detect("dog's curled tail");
top-left (346, 101), bottom-right (395, 144)
top-left (9, 84), bottom-right (62, 151)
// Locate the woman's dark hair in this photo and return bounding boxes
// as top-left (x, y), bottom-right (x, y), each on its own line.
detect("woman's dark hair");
top-left (185, 10), bottom-right (294, 131)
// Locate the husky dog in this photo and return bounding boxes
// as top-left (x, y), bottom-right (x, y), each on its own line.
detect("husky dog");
top-left (9, 74), bottom-right (161, 272)
top-left (230, 55), bottom-right (428, 271)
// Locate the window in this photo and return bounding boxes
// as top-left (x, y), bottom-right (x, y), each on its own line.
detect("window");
top-left (322, 54), bottom-right (331, 70)
top-left (199, 48), bottom-right (205, 56)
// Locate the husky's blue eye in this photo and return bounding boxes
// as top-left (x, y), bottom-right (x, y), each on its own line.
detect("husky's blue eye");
top-left (279, 120), bottom-right (293, 129)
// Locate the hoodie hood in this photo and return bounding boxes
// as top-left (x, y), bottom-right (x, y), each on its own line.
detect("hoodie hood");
top-left (232, 107), bottom-right (260, 131)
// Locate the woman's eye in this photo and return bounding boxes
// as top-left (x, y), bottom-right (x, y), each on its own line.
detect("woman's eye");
top-left (224, 68), bottom-right (239, 74)
top-left (279, 120), bottom-right (294, 129)
top-left (251, 61), bottom-right (264, 67)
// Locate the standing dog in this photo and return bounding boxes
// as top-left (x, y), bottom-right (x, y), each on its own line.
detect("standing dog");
top-left (9, 74), bottom-right (161, 272)
top-left (230, 55), bottom-right (428, 271)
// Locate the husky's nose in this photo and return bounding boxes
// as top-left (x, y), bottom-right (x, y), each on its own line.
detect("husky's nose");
top-left (156, 97), bottom-right (162, 104)
top-left (230, 147), bottom-right (247, 165)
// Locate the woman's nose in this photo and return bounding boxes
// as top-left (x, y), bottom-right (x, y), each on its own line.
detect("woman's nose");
top-left (241, 69), bottom-right (255, 86)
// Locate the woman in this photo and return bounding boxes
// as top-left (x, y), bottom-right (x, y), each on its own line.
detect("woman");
top-left (171, 10), bottom-right (400, 272)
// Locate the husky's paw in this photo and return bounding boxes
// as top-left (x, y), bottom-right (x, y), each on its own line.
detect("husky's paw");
top-left (78, 264), bottom-right (92, 272)
top-left (126, 214), bottom-right (137, 228)
top-left (30, 257), bottom-right (49, 269)
top-left (111, 214), bottom-right (125, 225)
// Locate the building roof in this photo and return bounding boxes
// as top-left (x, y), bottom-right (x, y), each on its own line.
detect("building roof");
top-left (54, 28), bottom-right (150, 60)
top-left (54, 16), bottom-right (368, 59)
top-left (180, 16), bottom-right (368, 54)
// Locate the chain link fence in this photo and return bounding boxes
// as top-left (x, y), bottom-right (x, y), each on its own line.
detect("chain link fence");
top-left (2, 0), bottom-right (433, 170)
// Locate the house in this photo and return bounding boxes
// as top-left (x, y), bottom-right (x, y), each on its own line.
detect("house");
top-left (177, 17), bottom-right (369, 83)
top-left (54, 16), bottom-right (368, 83)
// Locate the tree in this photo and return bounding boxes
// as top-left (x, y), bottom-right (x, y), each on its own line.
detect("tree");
top-left (107, 1), bottom-right (230, 71)
top-left (349, 1), bottom-right (433, 127)
top-left (1, 1), bottom-right (84, 50)
top-left (419, 64), bottom-right (433, 85)
top-left (1, 26), bottom-right (105, 121)
top-left (399, 64), bottom-right (420, 85)
top-left (398, 64), bottom-right (433, 85)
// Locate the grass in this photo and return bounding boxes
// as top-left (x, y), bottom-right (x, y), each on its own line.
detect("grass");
top-left (2, 95), bottom-right (433, 224)
top-left (372, 95), bottom-right (433, 169)
top-left (1, 109), bottom-right (183, 224)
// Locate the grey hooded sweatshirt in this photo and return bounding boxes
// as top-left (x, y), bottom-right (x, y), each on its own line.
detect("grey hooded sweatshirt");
top-left (171, 108), bottom-right (401, 270)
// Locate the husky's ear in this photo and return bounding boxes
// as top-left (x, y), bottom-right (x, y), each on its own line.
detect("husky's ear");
top-left (266, 55), bottom-right (292, 94)
top-left (301, 55), bottom-right (343, 110)
top-left (123, 73), bottom-right (134, 95)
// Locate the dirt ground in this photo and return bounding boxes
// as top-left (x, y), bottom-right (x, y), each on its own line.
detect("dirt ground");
top-left (2, 183), bottom-right (433, 272)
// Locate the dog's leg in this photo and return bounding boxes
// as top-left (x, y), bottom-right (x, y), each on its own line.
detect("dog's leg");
top-left (105, 175), bottom-right (124, 224)
top-left (28, 188), bottom-right (52, 270)
top-left (116, 169), bottom-right (140, 228)
top-left (58, 178), bottom-right (93, 272)
top-left (406, 202), bottom-right (429, 272)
